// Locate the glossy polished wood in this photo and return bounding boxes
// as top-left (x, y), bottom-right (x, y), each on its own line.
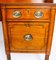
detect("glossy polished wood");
top-left (1, 4), bottom-right (56, 60)
top-left (7, 22), bottom-right (49, 52)
top-left (6, 8), bottom-right (50, 20)
top-left (0, 0), bottom-right (53, 3)
top-left (45, 0), bottom-right (53, 3)
top-left (0, 8), bottom-right (2, 21)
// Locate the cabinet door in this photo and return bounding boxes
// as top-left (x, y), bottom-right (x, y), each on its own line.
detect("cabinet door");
top-left (7, 22), bottom-right (49, 53)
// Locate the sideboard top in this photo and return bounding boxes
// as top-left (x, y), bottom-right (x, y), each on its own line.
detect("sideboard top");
top-left (0, 0), bottom-right (53, 4)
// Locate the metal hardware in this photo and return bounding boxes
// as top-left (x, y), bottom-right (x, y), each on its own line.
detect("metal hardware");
top-left (13, 10), bottom-right (21, 18)
top-left (24, 34), bottom-right (32, 41)
top-left (34, 11), bottom-right (43, 18)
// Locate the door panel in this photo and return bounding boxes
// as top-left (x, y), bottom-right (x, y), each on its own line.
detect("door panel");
top-left (7, 22), bottom-right (49, 52)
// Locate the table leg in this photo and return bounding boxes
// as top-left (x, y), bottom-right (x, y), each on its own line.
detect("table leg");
top-left (45, 55), bottom-right (49, 60)
top-left (7, 53), bottom-right (11, 60)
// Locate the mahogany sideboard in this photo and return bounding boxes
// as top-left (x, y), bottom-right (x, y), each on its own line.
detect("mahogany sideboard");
top-left (0, 1), bottom-right (56, 60)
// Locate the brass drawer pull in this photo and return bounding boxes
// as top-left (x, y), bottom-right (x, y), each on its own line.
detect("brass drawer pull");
top-left (24, 34), bottom-right (32, 41)
top-left (13, 10), bottom-right (21, 18)
top-left (34, 11), bottom-right (43, 18)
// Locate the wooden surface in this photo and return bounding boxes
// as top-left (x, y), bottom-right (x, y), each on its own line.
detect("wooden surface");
top-left (1, 8), bottom-right (10, 54)
top-left (0, 6), bottom-right (1, 21)
top-left (46, 9), bottom-right (56, 55)
top-left (44, 0), bottom-right (53, 3)
top-left (6, 8), bottom-right (50, 20)
top-left (1, 4), bottom-right (55, 53)
top-left (0, 3), bottom-right (56, 60)
top-left (7, 22), bottom-right (49, 53)
top-left (0, 0), bottom-right (53, 3)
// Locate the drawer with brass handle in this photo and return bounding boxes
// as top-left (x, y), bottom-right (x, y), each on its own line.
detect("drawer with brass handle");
top-left (6, 8), bottom-right (51, 21)
top-left (7, 22), bottom-right (49, 52)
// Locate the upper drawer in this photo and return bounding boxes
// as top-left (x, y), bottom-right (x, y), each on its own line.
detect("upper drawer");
top-left (6, 8), bottom-right (51, 20)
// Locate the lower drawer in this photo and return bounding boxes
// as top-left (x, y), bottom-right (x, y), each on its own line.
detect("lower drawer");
top-left (7, 22), bottom-right (49, 53)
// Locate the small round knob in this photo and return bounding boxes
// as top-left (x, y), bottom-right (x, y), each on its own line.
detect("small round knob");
top-left (24, 34), bottom-right (32, 41)
top-left (34, 11), bottom-right (43, 18)
top-left (13, 10), bottom-right (21, 18)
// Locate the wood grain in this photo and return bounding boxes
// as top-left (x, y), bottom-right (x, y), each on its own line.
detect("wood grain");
top-left (1, 8), bottom-right (10, 54)
top-left (46, 8), bottom-right (56, 55)
top-left (1, 4), bottom-right (56, 60)
top-left (7, 22), bottom-right (49, 52)
top-left (6, 8), bottom-right (50, 20)
top-left (45, 0), bottom-right (53, 3)
top-left (0, 6), bottom-right (2, 21)
top-left (0, 0), bottom-right (53, 3)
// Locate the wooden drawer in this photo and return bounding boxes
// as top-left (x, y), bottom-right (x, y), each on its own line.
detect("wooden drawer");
top-left (7, 22), bottom-right (49, 52)
top-left (6, 8), bottom-right (50, 20)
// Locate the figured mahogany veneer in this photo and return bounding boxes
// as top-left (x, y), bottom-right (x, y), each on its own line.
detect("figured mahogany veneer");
top-left (7, 22), bottom-right (49, 52)
top-left (0, 0), bottom-right (53, 3)
top-left (0, 3), bottom-right (56, 60)
top-left (6, 8), bottom-right (50, 20)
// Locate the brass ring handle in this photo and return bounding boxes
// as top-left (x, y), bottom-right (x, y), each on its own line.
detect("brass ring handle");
top-left (24, 34), bottom-right (32, 41)
top-left (13, 10), bottom-right (21, 18)
top-left (34, 11), bottom-right (43, 18)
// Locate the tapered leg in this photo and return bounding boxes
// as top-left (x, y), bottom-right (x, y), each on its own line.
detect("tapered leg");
top-left (7, 53), bottom-right (11, 60)
top-left (45, 55), bottom-right (49, 60)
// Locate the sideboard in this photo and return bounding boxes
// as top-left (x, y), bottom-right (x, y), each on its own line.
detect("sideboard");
top-left (0, 1), bottom-right (56, 60)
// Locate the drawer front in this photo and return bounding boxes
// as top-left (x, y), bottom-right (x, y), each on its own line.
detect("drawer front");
top-left (6, 8), bottom-right (50, 20)
top-left (7, 22), bottom-right (49, 52)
